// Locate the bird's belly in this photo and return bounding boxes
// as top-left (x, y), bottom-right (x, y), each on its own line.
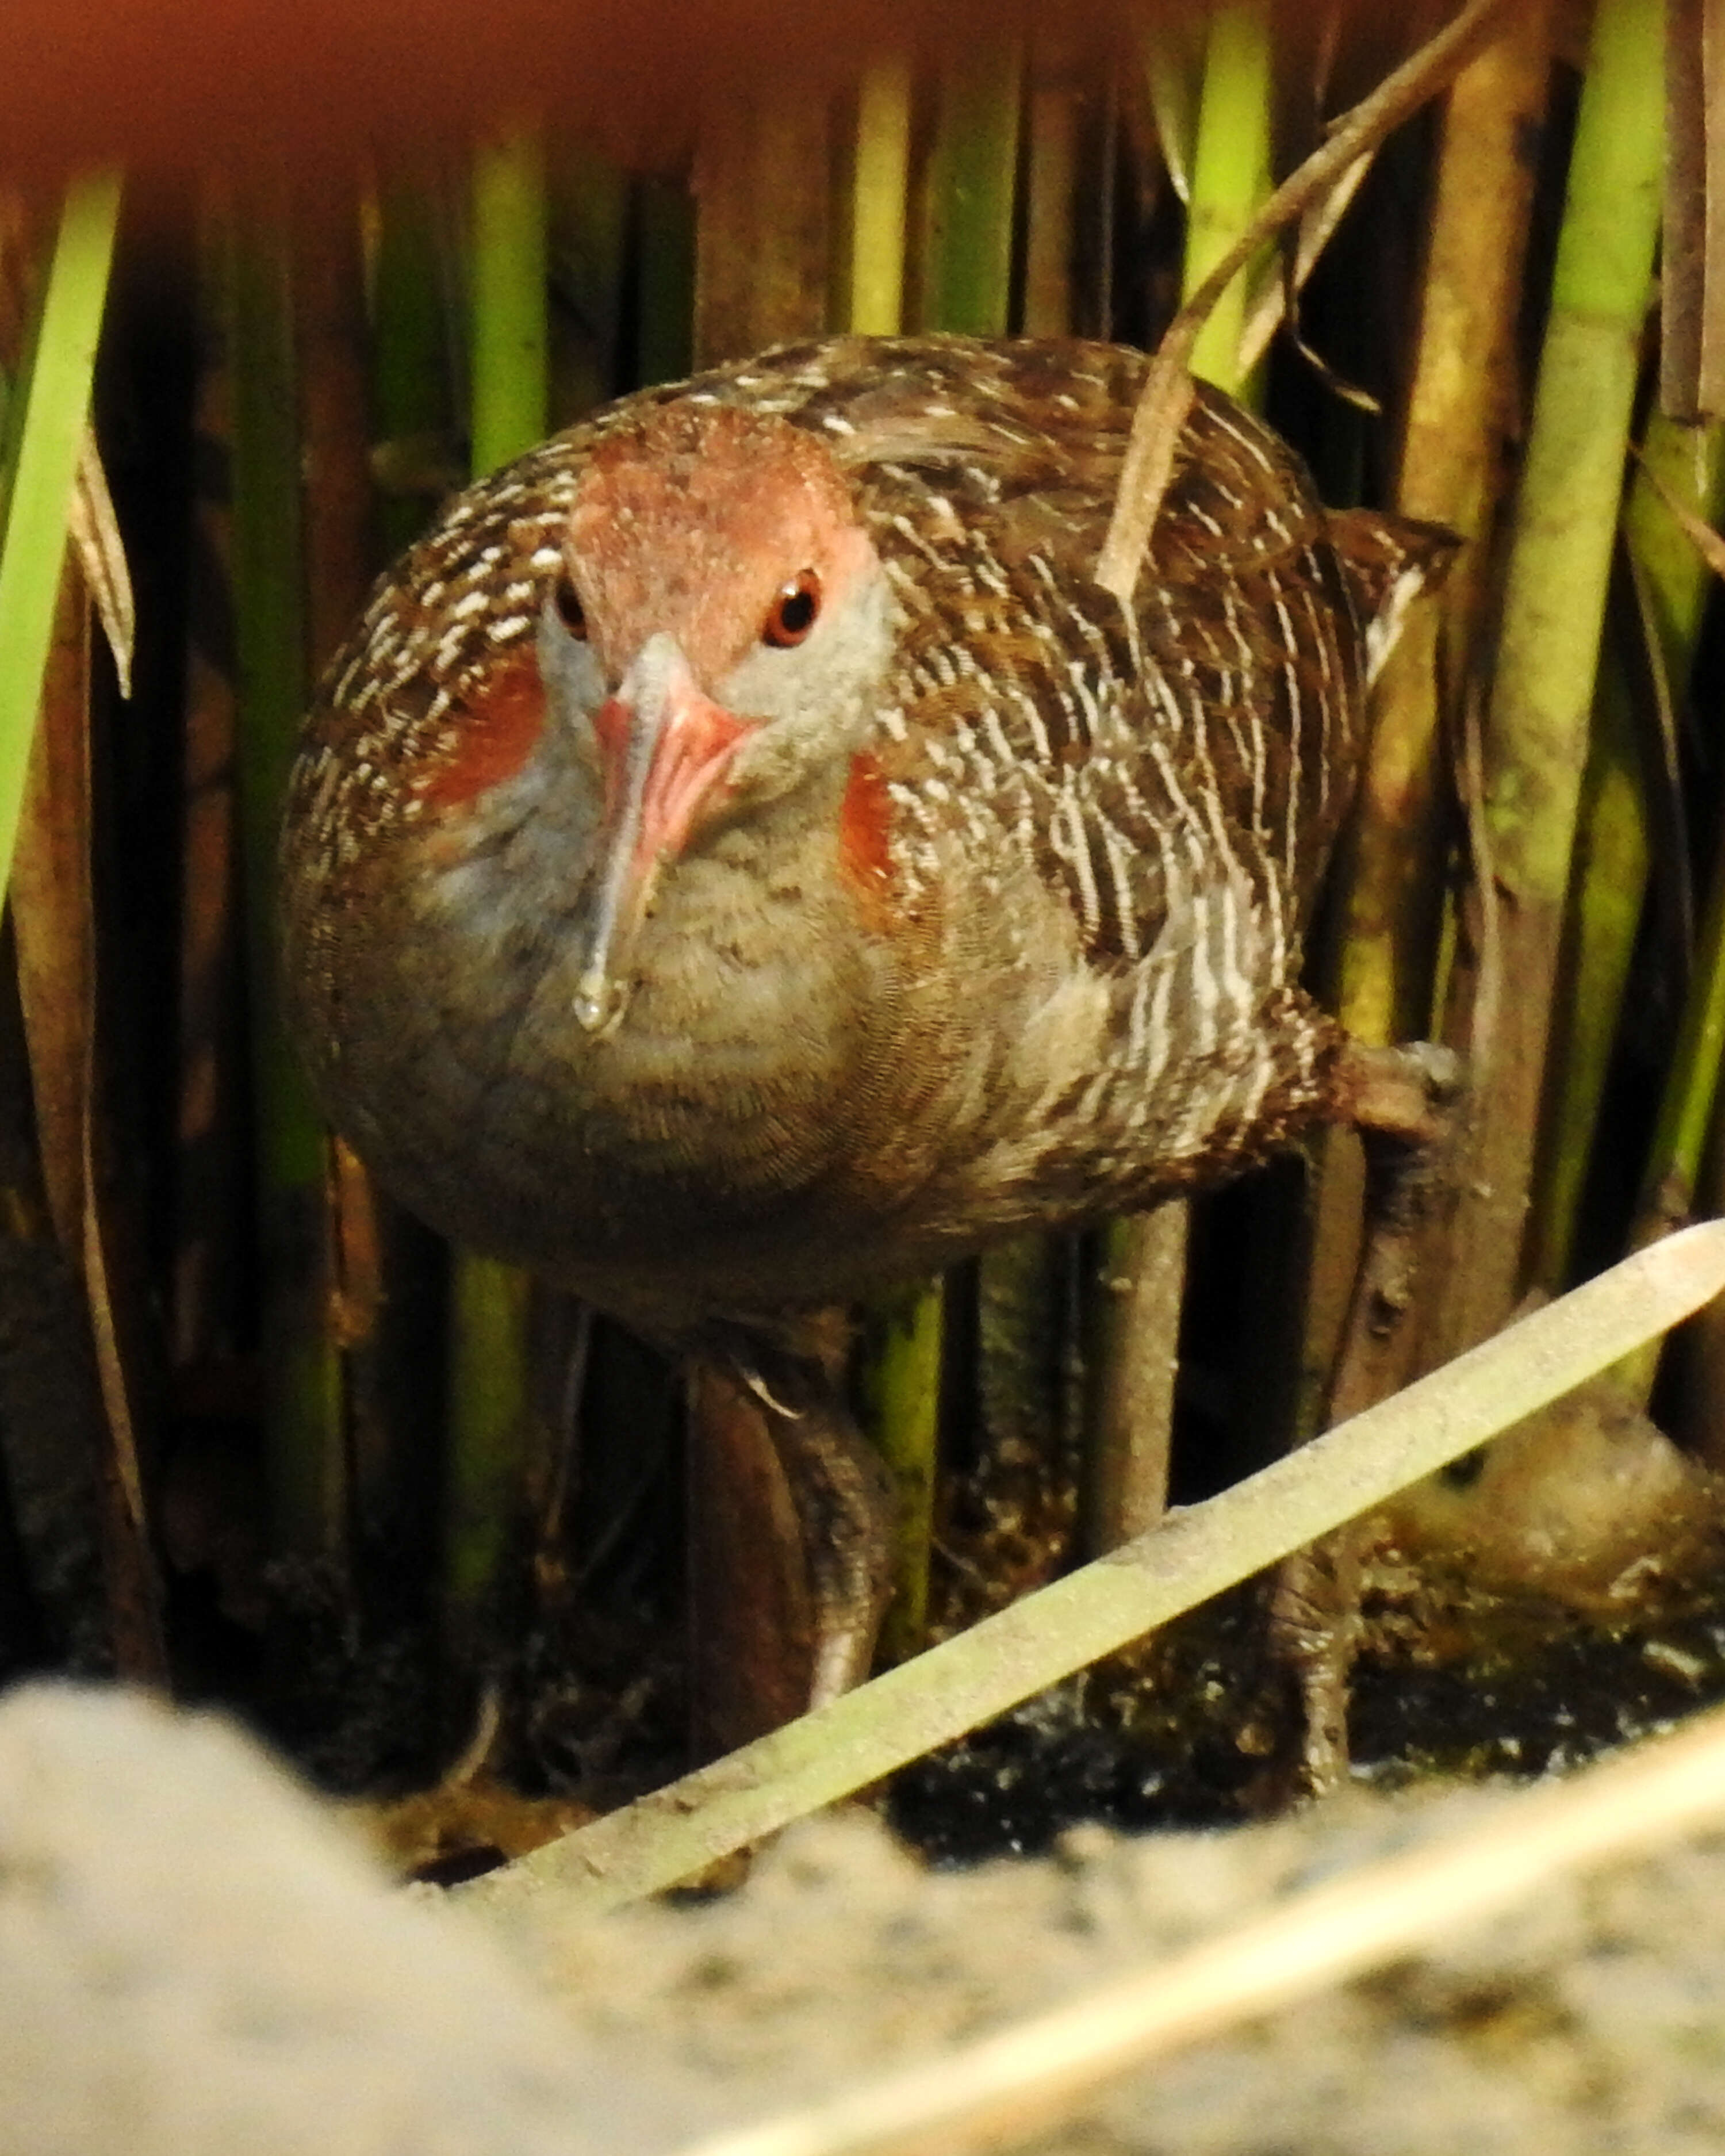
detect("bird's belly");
top-left (330, 855), bottom-right (936, 1318)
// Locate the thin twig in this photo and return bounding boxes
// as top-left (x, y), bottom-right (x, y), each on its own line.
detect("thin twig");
top-left (1634, 447), bottom-right (1725, 583)
top-left (1097, 0), bottom-right (1516, 603)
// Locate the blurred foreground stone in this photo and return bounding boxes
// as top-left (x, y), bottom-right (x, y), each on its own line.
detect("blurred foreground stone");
top-left (0, 1683), bottom-right (700, 2156)
top-left (11, 1679), bottom-right (1725, 2156)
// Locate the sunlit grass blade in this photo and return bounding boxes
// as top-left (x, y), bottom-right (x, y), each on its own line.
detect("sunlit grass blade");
top-left (0, 170), bottom-right (120, 898)
top-left (1138, 6), bottom-right (1199, 207)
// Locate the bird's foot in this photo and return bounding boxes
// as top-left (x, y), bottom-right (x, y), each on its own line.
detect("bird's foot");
top-left (1332, 1037), bottom-right (1463, 1152)
top-left (1328, 1035), bottom-right (1465, 1421)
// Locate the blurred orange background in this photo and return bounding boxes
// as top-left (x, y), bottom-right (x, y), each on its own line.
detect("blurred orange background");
top-left (3, 0), bottom-right (1159, 178)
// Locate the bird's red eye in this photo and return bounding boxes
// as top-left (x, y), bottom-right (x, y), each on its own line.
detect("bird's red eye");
top-left (762, 570), bottom-right (822, 648)
top-left (554, 573), bottom-right (588, 639)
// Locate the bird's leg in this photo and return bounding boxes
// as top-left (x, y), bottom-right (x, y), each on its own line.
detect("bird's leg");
top-left (1325, 1037), bottom-right (1465, 1419)
top-left (1264, 1037), bottom-right (1465, 1798)
top-left (746, 1364), bottom-right (898, 1709)
top-left (707, 1332), bottom-right (898, 1714)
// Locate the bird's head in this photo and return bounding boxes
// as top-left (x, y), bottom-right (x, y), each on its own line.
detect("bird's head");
top-left (535, 401), bottom-right (894, 1033)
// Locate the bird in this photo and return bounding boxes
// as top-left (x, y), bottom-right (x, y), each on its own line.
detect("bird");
top-left (280, 333), bottom-right (1451, 1709)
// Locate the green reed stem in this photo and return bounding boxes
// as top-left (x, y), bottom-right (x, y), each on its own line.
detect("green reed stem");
top-left (1182, 0), bottom-right (1272, 396)
top-left (223, 177), bottom-right (347, 1560)
top-left (922, 42), bottom-right (1023, 337)
top-left (849, 54), bottom-right (913, 336)
top-left (1536, 413), bottom-right (1725, 1295)
top-left (634, 178), bottom-right (696, 387)
top-left (372, 170), bottom-right (457, 557)
top-left (444, 120), bottom-right (550, 1645)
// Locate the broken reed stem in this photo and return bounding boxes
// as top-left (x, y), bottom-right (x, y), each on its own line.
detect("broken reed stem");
top-left (1021, 41), bottom-right (1082, 339)
top-left (1078, 1213), bottom-right (1180, 1554)
top-left (676, 1698), bottom-right (1725, 2156)
top-left (1337, 3), bottom-right (1552, 1050)
top-left (1082, 0), bottom-right (1276, 1549)
top-left (0, 184), bottom-right (159, 1664)
top-left (444, 120), bottom-right (550, 1648)
top-left (444, 1252), bottom-right (535, 1623)
top-left (546, 141), bottom-right (628, 423)
top-left (1097, 0), bottom-right (1517, 602)
top-left (634, 178), bottom-right (696, 388)
top-left (458, 1223), bottom-right (1725, 1920)
top-left (1295, 4), bottom-right (1553, 1437)
top-left (1430, 0), bottom-right (1665, 1355)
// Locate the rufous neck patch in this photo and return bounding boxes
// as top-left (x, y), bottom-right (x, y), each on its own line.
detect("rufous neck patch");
top-left (419, 653), bottom-right (547, 810)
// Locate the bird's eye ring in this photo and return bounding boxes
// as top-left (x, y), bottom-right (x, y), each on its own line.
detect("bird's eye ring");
top-left (762, 570), bottom-right (822, 648)
top-left (554, 573), bottom-right (588, 639)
